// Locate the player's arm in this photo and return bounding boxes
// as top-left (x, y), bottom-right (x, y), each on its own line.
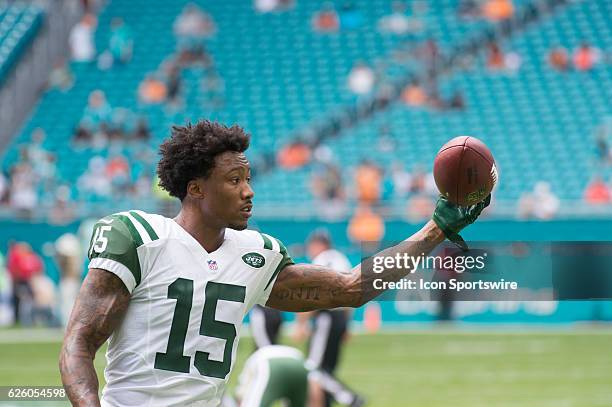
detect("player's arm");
top-left (59, 268), bottom-right (130, 407)
top-left (267, 196), bottom-right (489, 311)
top-left (267, 220), bottom-right (443, 311)
top-left (60, 214), bottom-right (142, 406)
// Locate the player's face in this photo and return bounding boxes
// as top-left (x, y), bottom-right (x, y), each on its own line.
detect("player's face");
top-left (201, 151), bottom-right (254, 230)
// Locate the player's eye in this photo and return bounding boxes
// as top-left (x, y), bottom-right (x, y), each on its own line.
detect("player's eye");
top-left (231, 177), bottom-right (240, 185)
top-left (246, 177), bottom-right (251, 184)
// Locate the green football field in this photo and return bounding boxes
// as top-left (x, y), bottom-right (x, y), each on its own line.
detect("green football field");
top-left (0, 327), bottom-right (611, 406)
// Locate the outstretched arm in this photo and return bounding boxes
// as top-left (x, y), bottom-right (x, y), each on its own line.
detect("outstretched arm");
top-left (267, 195), bottom-right (490, 312)
top-left (59, 268), bottom-right (130, 407)
top-left (267, 220), bottom-right (444, 311)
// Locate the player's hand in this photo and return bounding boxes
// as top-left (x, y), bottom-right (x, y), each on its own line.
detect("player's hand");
top-left (432, 194), bottom-right (491, 251)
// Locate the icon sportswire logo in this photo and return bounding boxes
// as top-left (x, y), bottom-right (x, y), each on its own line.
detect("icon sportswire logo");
top-left (242, 252), bottom-right (265, 268)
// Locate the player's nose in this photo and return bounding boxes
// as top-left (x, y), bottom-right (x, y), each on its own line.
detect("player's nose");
top-left (242, 182), bottom-right (254, 200)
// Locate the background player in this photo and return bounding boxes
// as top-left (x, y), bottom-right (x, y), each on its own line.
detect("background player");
top-left (227, 345), bottom-right (364, 407)
top-left (249, 304), bottom-right (283, 349)
top-left (293, 229), bottom-right (362, 406)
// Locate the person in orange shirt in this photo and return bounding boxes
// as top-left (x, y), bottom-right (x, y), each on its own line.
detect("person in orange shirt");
top-left (482, 0), bottom-right (514, 21)
top-left (355, 160), bottom-right (382, 205)
top-left (347, 204), bottom-right (385, 243)
top-left (401, 80), bottom-right (427, 107)
top-left (138, 75), bottom-right (167, 104)
top-left (277, 140), bottom-right (312, 169)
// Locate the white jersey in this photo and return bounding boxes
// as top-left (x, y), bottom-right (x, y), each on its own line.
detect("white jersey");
top-left (87, 210), bottom-right (293, 407)
top-left (311, 249), bottom-right (351, 272)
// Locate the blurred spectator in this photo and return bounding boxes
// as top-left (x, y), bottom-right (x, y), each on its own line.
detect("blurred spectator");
top-left (255, 0), bottom-right (279, 13)
top-left (139, 75), bottom-right (168, 104)
top-left (311, 163), bottom-right (348, 220)
top-left (0, 251), bottom-right (12, 326)
top-left (355, 160), bottom-right (382, 205)
top-left (134, 174), bottom-right (153, 198)
top-left (487, 42), bottom-right (505, 69)
top-left (348, 205), bottom-right (385, 243)
top-left (174, 3), bottom-right (216, 62)
top-left (109, 18), bottom-right (133, 64)
top-left (339, 2), bottom-right (363, 29)
top-left (49, 185), bottom-right (76, 225)
top-left (106, 152), bottom-right (131, 193)
top-left (48, 60), bottom-right (74, 91)
top-left (573, 43), bottom-right (600, 71)
top-left (69, 14), bottom-right (97, 62)
top-left (504, 51), bottom-right (522, 73)
top-left (390, 161), bottom-right (412, 198)
top-left (254, 0), bottom-right (294, 13)
top-left (414, 39), bottom-right (440, 76)
top-left (133, 118), bottom-right (152, 141)
top-left (165, 63), bottom-right (183, 106)
top-left (377, 125), bottom-right (396, 153)
top-left (458, 0), bottom-right (480, 19)
top-left (548, 47), bottom-right (569, 71)
top-left (378, 1), bottom-right (423, 35)
top-left (482, 0), bottom-right (514, 21)
top-left (595, 120), bottom-right (612, 164)
top-left (9, 163), bottom-right (37, 219)
top-left (55, 233), bottom-right (82, 326)
top-left (31, 273), bottom-right (58, 327)
top-left (584, 177), bottom-right (610, 204)
top-left (448, 90), bottom-right (466, 110)
top-left (7, 242), bottom-right (43, 325)
top-left (26, 128), bottom-right (48, 165)
top-left (406, 194), bottom-right (436, 221)
top-left (78, 156), bottom-right (112, 199)
top-left (75, 90), bottom-right (113, 142)
top-left (401, 80), bottom-right (427, 107)
top-left (311, 163), bottom-right (345, 202)
top-left (277, 139), bottom-right (311, 169)
top-left (201, 70), bottom-right (225, 108)
top-left (174, 3), bottom-right (216, 39)
top-left (0, 172), bottom-right (7, 205)
top-left (312, 3), bottom-right (339, 33)
top-left (348, 62), bottom-right (375, 95)
top-left (108, 108), bottom-right (140, 141)
top-left (487, 43), bottom-right (521, 73)
top-left (517, 182), bottom-right (559, 220)
top-left (408, 165), bottom-right (427, 194)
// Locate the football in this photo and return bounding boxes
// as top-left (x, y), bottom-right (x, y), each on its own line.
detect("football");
top-left (433, 136), bottom-right (497, 206)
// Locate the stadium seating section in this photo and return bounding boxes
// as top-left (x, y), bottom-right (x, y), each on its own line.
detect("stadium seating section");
top-left (1, 0), bottom-right (610, 214)
top-left (0, 3), bottom-right (43, 85)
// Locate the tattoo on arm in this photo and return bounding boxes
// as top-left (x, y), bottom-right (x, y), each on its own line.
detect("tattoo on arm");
top-left (59, 268), bottom-right (130, 407)
top-left (267, 220), bottom-right (445, 311)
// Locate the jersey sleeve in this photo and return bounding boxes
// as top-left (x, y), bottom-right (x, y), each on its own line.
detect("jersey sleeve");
top-left (256, 233), bottom-right (294, 306)
top-left (87, 215), bottom-right (142, 293)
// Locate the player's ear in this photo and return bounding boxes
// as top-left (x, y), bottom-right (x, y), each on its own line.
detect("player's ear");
top-left (186, 178), bottom-right (206, 199)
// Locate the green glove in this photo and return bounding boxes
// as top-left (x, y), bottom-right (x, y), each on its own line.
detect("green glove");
top-left (432, 194), bottom-right (491, 251)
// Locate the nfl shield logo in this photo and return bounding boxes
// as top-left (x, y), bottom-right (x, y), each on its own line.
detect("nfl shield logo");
top-left (207, 260), bottom-right (218, 270)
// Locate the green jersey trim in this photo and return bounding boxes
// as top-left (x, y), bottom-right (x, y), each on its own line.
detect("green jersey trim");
top-left (264, 237), bottom-right (294, 290)
top-left (130, 211), bottom-right (159, 241)
top-left (117, 215), bottom-right (144, 247)
top-left (88, 215), bottom-right (142, 286)
top-left (260, 233), bottom-right (273, 250)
